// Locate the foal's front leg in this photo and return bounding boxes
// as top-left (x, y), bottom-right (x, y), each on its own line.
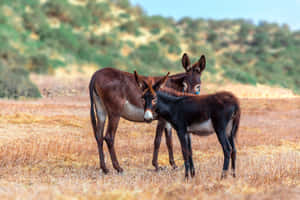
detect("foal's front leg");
top-left (187, 134), bottom-right (195, 177)
top-left (177, 130), bottom-right (191, 179)
top-left (152, 120), bottom-right (164, 171)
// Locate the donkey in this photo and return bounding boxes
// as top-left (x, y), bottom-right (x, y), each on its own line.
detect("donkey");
top-left (89, 53), bottom-right (206, 173)
top-left (135, 73), bottom-right (241, 179)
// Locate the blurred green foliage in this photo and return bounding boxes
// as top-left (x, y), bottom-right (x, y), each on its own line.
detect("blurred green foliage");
top-left (0, 0), bottom-right (299, 99)
top-left (0, 64), bottom-right (41, 99)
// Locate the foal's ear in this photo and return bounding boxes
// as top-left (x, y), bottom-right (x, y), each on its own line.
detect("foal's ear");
top-left (193, 55), bottom-right (206, 73)
top-left (153, 72), bottom-right (170, 91)
top-left (182, 53), bottom-right (191, 72)
top-left (134, 70), bottom-right (145, 89)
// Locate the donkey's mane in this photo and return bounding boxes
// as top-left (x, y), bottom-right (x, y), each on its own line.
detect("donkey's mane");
top-left (159, 87), bottom-right (199, 97)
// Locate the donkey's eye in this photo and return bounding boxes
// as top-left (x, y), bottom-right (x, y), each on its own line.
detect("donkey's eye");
top-left (194, 84), bottom-right (201, 93)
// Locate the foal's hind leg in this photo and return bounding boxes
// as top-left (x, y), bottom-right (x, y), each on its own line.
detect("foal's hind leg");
top-left (229, 136), bottom-right (236, 177)
top-left (187, 134), bottom-right (195, 177)
top-left (215, 129), bottom-right (232, 179)
top-left (104, 115), bottom-right (123, 173)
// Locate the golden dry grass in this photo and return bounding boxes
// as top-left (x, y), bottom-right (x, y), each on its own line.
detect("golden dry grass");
top-left (0, 76), bottom-right (299, 199)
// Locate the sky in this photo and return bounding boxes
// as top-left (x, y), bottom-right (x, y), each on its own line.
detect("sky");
top-left (130, 0), bottom-right (300, 31)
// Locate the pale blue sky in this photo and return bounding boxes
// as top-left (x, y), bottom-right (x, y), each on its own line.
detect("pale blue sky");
top-left (130, 0), bottom-right (300, 31)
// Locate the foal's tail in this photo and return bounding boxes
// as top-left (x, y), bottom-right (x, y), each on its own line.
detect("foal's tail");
top-left (231, 102), bottom-right (241, 143)
top-left (89, 73), bottom-right (98, 135)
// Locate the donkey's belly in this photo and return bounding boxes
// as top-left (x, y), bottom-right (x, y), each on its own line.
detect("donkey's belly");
top-left (187, 119), bottom-right (215, 136)
top-left (121, 100), bottom-right (145, 122)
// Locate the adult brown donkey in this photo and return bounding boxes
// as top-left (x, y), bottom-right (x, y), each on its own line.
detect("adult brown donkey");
top-left (89, 53), bottom-right (206, 173)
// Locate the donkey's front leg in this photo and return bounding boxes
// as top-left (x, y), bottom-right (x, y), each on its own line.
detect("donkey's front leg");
top-left (164, 122), bottom-right (177, 169)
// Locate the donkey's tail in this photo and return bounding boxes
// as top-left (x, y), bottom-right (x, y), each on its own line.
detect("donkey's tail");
top-left (231, 102), bottom-right (241, 143)
top-left (89, 73), bottom-right (97, 134)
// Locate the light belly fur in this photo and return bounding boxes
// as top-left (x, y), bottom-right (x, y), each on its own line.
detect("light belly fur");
top-left (93, 91), bottom-right (106, 123)
top-left (121, 100), bottom-right (145, 122)
top-left (187, 118), bottom-right (233, 137)
top-left (187, 119), bottom-right (215, 136)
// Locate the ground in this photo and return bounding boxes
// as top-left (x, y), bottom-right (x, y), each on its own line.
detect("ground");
top-left (0, 75), bottom-right (299, 199)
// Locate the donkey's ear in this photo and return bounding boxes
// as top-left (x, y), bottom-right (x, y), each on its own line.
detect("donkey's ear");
top-left (182, 53), bottom-right (191, 72)
top-left (134, 70), bottom-right (144, 89)
top-left (153, 72), bottom-right (170, 91)
top-left (193, 55), bottom-right (206, 73)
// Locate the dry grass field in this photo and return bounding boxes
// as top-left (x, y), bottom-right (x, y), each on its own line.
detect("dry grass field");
top-left (0, 75), bottom-right (299, 199)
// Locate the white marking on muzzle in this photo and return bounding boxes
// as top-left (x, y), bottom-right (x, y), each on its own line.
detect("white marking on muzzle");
top-left (144, 109), bottom-right (153, 121)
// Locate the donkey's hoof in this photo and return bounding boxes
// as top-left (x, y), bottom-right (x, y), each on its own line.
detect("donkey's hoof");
top-left (171, 164), bottom-right (178, 170)
top-left (116, 167), bottom-right (124, 173)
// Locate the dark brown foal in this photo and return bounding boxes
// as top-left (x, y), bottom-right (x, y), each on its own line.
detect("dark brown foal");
top-left (89, 53), bottom-right (206, 173)
top-left (137, 73), bottom-right (241, 179)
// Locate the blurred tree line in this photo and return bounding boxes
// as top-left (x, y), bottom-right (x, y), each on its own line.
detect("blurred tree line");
top-left (0, 0), bottom-right (299, 99)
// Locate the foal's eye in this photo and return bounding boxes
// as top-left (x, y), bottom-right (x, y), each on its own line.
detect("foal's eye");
top-left (182, 82), bottom-right (188, 91)
top-left (152, 98), bottom-right (157, 104)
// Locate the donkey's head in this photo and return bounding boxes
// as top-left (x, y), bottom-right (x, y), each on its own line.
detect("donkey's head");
top-left (172, 53), bottom-right (206, 94)
top-left (135, 72), bottom-right (170, 122)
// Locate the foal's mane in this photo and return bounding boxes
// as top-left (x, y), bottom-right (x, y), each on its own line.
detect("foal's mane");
top-left (159, 87), bottom-right (199, 97)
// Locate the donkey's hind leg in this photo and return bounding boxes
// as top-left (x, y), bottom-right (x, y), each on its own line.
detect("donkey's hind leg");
top-left (152, 120), bottom-right (177, 171)
top-left (104, 115), bottom-right (123, 173)
top-left (94, 93), bottom-right (108, 174)
top-left (152, 120), bottom-right (165, 171)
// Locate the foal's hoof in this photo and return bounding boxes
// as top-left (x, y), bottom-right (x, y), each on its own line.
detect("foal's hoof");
top-left (102, 168), bottom-right (109, 174)
top-left (231, 171), bottom-right (236, 178)
top-left (185, 174), bottom-right (190, 181)
top-left (155, 166), bottom-right (165, 172)
top-left (190, 168), bottom-right (195, 177)
top-left (221, 171), bottom-right (228, 179)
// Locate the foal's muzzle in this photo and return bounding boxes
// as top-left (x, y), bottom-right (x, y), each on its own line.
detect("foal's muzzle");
top-left (144, 109), bottom-right (154, 123)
